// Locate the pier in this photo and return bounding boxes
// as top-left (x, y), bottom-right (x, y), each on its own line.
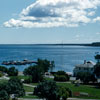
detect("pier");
top-left (2, 59), bottom-right (37, 65)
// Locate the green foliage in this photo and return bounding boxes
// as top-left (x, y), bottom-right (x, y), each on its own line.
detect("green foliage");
top-left (7, 67), bottom-right (18, 76)
top-left (58, 86), bottom-right (69, 100)
top-left (54, 71), bottom-right (69, 82)
top-left (94, 63), bottom-right (100, 77)
top-left (0, 72), bottom-right (3, 77)
top-left (23, 65), bottom-right (43, 83)
top-left (0, 66), bottom-right (8, 73)
top-left (34, 80), bottom-right (60, 100)
top-left (95, 54), bottom-right (100, 62)
top-left (37, 59), bottom-right (55, 72)
top-left (23, 59), bottom-right (55, 83)
top-left (0, 82), bottom-right (9, 94)
top-left (54, 75), bottom-right (68, 82)
top-left (56, 71), bottom-right (66, 75)
top-left (0, 77), bottom-right (25, 98)
top-left (0, 90), bottom-right (9, 100)
top-left (34, 80), bottom-right (72, 100)
top-left (76, 72), bottom-right (97, 83)
top-left (7, 77), bottom-right (25, 97)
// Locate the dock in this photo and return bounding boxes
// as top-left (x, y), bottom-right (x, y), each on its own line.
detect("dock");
top-left (2, 59), bottom-right (37, 65)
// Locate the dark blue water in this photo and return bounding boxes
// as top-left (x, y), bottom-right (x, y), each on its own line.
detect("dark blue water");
top-left (0, 44), bottom-right (99, 72)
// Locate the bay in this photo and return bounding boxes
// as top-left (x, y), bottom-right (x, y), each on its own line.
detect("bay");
top-left (0, 44), bottom-right (99, 72)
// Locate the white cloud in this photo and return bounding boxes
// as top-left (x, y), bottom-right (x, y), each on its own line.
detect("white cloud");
top-left (4, 0), bottom-right (100, 28)
top-left (93, 17), bottom-right (100, 22)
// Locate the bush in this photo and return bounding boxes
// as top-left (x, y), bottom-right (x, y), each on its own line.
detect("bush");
top-left (0, 72), bottom-right (3, 77)
top-left (54, 75), bottom-right (68, 82)
top-left (0, 90), bottom-right (9, 100)
top-left (7, 67), bottom-right (18, 76)
top-left (76, 72), bottom-right (97, 83)
top-left (56, 71), bottom-right (66, 75)
top-left (58, 86), bottom-right (69, 100)
top-left (54, 71), bottom-right (69, 82)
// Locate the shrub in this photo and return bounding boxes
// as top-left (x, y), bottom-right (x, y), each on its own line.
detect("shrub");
top-left (0, 90), bottom-right (9, 100)
top-left (0, 72), bottom-right (3, 77)
top-left (56, 71), bottom-right (66, 75)
top-left (54, 75), bottom-right (68, 82)
top-left (58, 86), bottom-right (69, 100)
top-left (76, 72), bottom-right (97, 83)
top-left (54, 71), bottom-right (69, 82)
top-left (7, 67), bottom-right (18, 76)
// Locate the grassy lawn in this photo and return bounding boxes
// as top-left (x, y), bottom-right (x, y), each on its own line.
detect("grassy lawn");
top-left (20, 95), bottom-right (39, 99)
top-left (44, 77), bottom-right (54, 81)
top-left (24, 85), bottom-right (34, 92)
top-left (57, 82), bottom-right (100, 99)
top-left (30, 83), bottom-right (38, 86)
top-left (0, 79), bottom-right (8, 83)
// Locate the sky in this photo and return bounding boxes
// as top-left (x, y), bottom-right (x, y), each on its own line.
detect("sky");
top-left (0, 0), bottom-right (100, 44)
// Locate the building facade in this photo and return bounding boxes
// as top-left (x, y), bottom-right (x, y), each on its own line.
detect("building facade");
top-left (73, 60), bottom-right (95, 76)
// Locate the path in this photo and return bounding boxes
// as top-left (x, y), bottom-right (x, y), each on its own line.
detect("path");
top-left (23, 83), bottom-right (36, 88)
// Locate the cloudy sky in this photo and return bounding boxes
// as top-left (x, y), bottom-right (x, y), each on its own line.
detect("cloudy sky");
top-left (0, 0), bottom-right (100, 44)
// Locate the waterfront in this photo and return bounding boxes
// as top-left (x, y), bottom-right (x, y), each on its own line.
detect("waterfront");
top-left (0, 44), bottom-right (100, 72)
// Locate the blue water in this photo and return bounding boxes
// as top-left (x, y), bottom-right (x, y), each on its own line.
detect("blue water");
top-left (0, 44), bottom-right (100, 72)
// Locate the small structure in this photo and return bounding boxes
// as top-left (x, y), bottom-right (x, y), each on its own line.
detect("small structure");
top-left (73, 60), bottom-right (95, 76)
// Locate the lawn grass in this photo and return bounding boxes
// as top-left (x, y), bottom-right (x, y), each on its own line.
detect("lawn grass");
top-left (0, 79), bottom-right (8, 84)
top-left (24, 85), bottom-right (34, 92)
top-left (21, 95), bottom-right (39, 99)
top-left (57, 82), bottom-right (100, 99)
top-left (30, 83), bottom-right (38, 86)
top-left (44, 77), bottom-right (54, 81)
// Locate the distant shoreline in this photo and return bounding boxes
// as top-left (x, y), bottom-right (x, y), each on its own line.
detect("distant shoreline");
top-left (0, 42), bottom-right (100, 46)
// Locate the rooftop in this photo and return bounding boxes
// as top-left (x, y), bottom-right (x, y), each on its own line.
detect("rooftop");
top-left (75, 61), bottom-right (95, 68)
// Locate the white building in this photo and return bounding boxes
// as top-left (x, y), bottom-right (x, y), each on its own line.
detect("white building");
top-left (73, 60), bottom-right (95, 76)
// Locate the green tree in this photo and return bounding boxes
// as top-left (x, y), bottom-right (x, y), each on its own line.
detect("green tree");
top-left (0, 66), bottom-right (8, 73)
top-left (7, 77), bottom-right (25, 97)
top-left (24, 59), bottom-right (55, 83)
top-left (58, 86), bottom-right (70, 100)
top-left (94, 63), bottom-right (100, 77)
top-left (34, 80), bottom-right (72, 100)
top-left (34, 80), bottom-right (60, 100)
top-left (7, 67), bottom-right (18, 76)
top-left (95, 54), bottom-right (100, 63)
top-left (0, 90), bottom-right (9, 100)
top-left (37, 59), bottom-right (55, 72)
top-left (23, 65), bottom-right (43, 82)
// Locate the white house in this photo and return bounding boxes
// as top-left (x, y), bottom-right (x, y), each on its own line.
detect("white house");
top-left (73, 60), bottom-right (95, 76)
